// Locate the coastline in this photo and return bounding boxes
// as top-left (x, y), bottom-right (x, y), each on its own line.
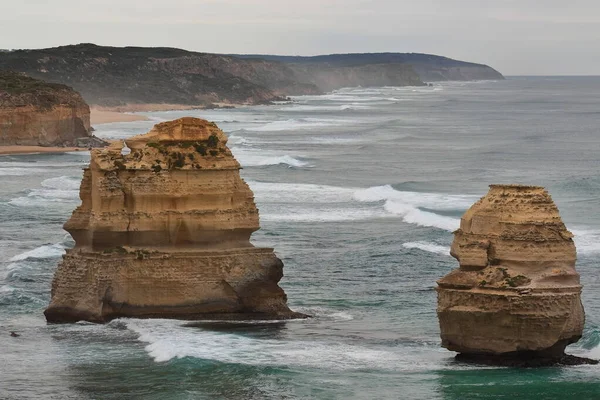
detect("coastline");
top-left (0, 104), bottom-right (241, 156)
top-left (90, 108), bottom-right (149, 124)
top-left (0, 145), bottom-right (87, 156)
top-left (91, 102), bottom-right (242, 114)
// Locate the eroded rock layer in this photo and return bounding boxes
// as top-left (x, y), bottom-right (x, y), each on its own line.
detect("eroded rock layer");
top-left (437, 184), bottom-right (585, 358)
top-left (0, 71), bottom-right (91, 146)
top-left (45, 117), bottom-right (302, 323)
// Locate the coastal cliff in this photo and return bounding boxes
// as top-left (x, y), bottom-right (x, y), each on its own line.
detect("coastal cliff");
top-left (235, 53), bottom-right (504, 82)
top-left (0, 45), bottom-right (503, 109)
top-left (0, 45), bottom-right (310, 107)
top-left (436, 185), bottom-right (590, 366)
top-left (0, 71), bottom-right (91, 146)
top-left (45, 117), bottom-right (303, 323)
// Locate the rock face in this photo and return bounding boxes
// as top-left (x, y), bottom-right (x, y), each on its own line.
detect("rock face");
top-left (45, 117), bottom-right (303, 323)
top-left (0, 71), bottom-right (91, 146)
top-left (437, 185), bottom-right (585, 361)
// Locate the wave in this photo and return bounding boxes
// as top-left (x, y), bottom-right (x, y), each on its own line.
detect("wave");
top-left (0, 167), bottom-right (47, 176)
top-left (0, 161), bottom-right (86, 176)
top-left (9, 243), bottom-right (66, 262)
top-left (572, 229), bottom-right (600, 255)
top-left (294, 94), bottom-right (404, 103)
top-left (310, 136), bottom-right (363, 145)
top-left (9, 176), bottom-right (81, 207)
top-left (227, 135), bottom-right (253, 146)
top-left (124, 319), bottom-right (447, 371)
top-left (403, 242), bottom-right (451, 256)
top-left (247, 118), bottom-right (357, 132)
top-left (231, 149), bottom-right (309, 168)
top-left (250, 181), bottom-right (474, 227)
top-left (278, 104), bottom-right (373, 112)
top-left (354, 185), bottom-right (477, 231)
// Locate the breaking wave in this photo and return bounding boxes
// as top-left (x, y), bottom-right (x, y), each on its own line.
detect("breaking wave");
top-left (246, 118), bottom-right (357, 132)
top-left (9, 176), bottom-right (81, 207)
top-left (231, 149), bottom-right (309, 168)
top-left (9, 243), bottom-right (66, 262)
top-left (124, 319), bottom-right (450, 371)
top-left (403, 242), bottom-right (451, 256)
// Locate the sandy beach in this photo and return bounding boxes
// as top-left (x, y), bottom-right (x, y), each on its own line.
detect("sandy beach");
top-left (91, 102), bottom-right (240, 116)
top-left (90, 108), bottom-right (149, 124)
top-left (0, 145), bottom-right (86, 156)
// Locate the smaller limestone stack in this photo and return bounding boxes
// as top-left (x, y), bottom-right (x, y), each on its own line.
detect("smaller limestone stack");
top-left (437, 184), bottom-right (591, 365)
top-left (0, 71), bottom-right (92, 146)
top-left (45, 117), bottom-right (303, 323)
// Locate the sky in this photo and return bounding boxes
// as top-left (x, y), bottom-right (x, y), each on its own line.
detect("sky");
top-left (0, 0), bottom-right (598, 75)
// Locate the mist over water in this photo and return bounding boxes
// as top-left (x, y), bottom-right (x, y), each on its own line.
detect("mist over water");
top-left (1, 77), bottom-right (600, 399)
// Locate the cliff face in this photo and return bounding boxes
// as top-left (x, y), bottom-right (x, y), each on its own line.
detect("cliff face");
top-left (235, 53), bottom-right (505, 82)
top-left (0, 45), bottom-right (311, 107)
top-left (437, 185), bottom-right (584, 359)
top-left (45, 117), bottom-right (303, 323)
top-left (286, 63), bottom-right (424, 91)
top-left (0, 71), bottom-right (91, 146)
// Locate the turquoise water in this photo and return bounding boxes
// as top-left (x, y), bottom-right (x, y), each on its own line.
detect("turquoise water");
top-left (1, 77), bottom-right (599, 399)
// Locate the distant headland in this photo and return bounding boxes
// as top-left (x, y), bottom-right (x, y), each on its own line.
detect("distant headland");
top-left (0, 44), bottom-right (503, 111)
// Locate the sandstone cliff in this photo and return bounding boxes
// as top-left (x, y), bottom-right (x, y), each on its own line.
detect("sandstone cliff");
top-left (235, 53), bottom-right (505, 82)
top-left (0, 71), bottom-right (91, 146)
top-left (45, 117), bottom-right (303, 323)
top-left (437, 185), bottom-right (586, 363)
top-left (0, 45), bottom-right (307, 107)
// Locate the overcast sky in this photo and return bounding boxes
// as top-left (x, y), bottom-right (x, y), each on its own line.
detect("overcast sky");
top-left (1, 0), bottom-right (598, 75)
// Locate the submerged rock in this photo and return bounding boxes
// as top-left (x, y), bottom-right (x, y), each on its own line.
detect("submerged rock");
top-left (437, 184), bottom-right (592, 364)
top-left (45, 117), bottom-right (305, 323)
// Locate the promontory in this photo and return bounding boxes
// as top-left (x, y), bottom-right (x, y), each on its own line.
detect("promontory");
top-left (0, 71), bottom-right (92, 147)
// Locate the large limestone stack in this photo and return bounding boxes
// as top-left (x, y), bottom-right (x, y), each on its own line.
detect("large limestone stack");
top-left (437, 185), bottom-right (585, 360)
top-left (45, 117), bottom-right (303, 323)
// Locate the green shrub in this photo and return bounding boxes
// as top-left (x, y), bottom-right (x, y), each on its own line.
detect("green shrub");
top-left (195, 144), bottom-right (207, 156)
top-left (207, 134), bottom-right (219, 148)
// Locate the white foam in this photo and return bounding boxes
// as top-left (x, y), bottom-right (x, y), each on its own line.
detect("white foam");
top-left (0, 167), bottom-right (47, 176)
top-left (354, 185), bottom-right (476, 231)
top-left (227, 135), bottom-right (253, 146)
top-left (9, 243), bottom-right (66, 261)
top-left (124, 319), bottom-right (442, 371)
top-left (247, 118), bottom-right (357, 132)
top-left (385, 201), bottom-right (460, 231)
top-left (311, 137), bottom-right (363, 145)
top-left (231, 148), bottom-right (309, 168)
top-left (403, 242), bottom-right (451, 256)
top-left (249, 181), bottom-right (474, 227)
top-left (9, 176), bottom-right (81, 206)
top-left (249, 181), bottom-right (357, 203)
top-left (278, 104), bottom-right (372, 112)
top-left (589, 343), bottom-right (600, 359)
top-left (40, 176), bottom-right (81, 191)
top-left (572, 229), bottom-right (600, 255)
top-left (293, 306), bottom-right (355, 321)
top-left (262, 207), bottom-right (383, 223)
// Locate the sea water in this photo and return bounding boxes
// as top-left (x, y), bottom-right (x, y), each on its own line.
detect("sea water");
top-left (0, 77), bottom-right (599, 399)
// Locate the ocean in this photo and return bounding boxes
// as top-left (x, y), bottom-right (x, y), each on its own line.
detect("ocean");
top-left (1, 77), bottom-right (599, 399)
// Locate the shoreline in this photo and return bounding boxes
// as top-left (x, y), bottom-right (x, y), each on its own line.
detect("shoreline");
top-left (1, 104), bottom-right (243, 156)
top-left (91, 102), bottom-right (242, 115)
top-left (0, 145), bottom-right (88, 156)
top-left (90, 108), bottom-right (149, 125)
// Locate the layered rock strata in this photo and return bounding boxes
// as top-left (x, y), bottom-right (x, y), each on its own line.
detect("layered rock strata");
top-left (45, 117), bottom-right (303, 323)
top-left (437, 185), bottom-right (590, 365)
top-left (0, 71), bottom-right (92, 146)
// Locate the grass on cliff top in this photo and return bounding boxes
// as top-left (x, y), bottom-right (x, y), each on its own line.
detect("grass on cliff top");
top-left (0, 70), bottom-right (85, 109)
